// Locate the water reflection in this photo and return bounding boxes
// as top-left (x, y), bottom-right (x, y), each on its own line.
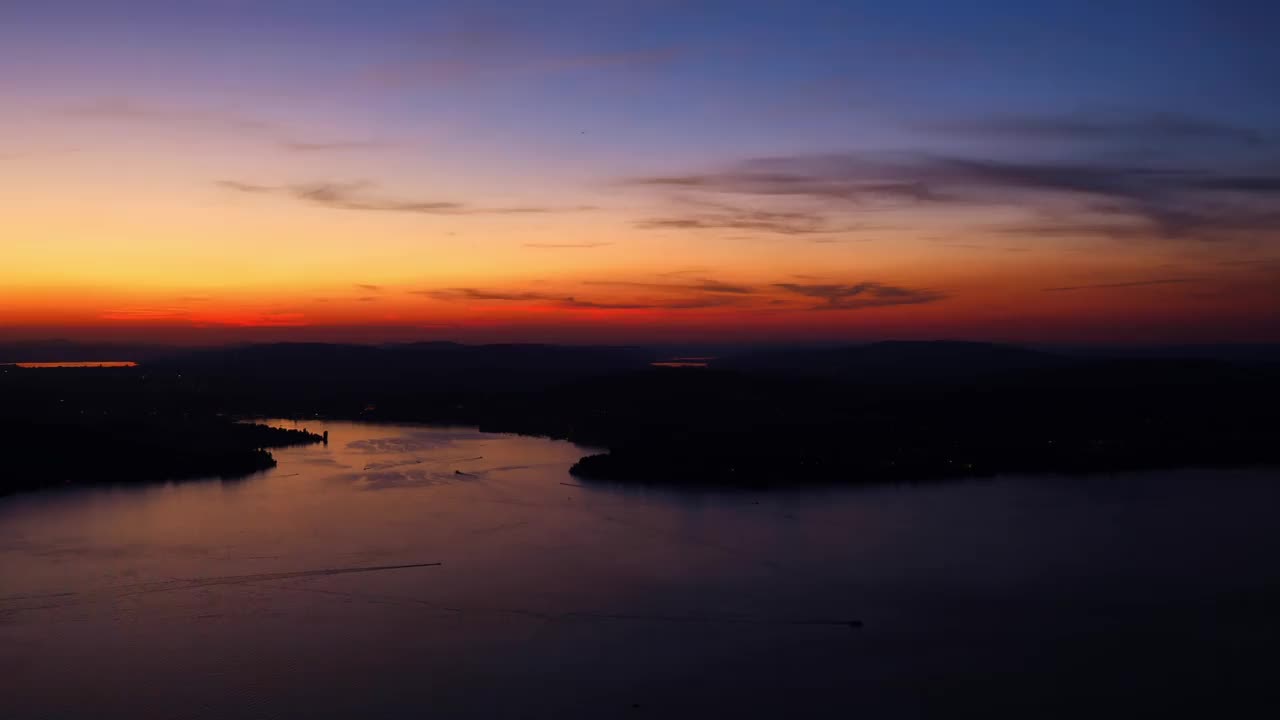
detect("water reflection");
top-left (2, 420), bottom-right (1278, 718)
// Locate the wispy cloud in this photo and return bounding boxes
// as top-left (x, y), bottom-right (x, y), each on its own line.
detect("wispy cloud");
top-left (354, 284), bottom-right (383, 292)
top-left (63, 98), bottom-right (392, 154)
top-left (417, 277), bottom-right (947, 313)
top-left (217, 180), bottom-right (587, 216)
top-left (630, 150), bottom-right (1280, 242)
top-left (561, 296), bottom-right (737, 310)
top-left (370, 46), bottom-right (683, 88)
top-left (638, 208), bottom-right (854, 237)
top-left (634, 194), bottom-right (891, 238)
top-left (631, 159), bottom-right (943, 205)
top-left (65, 98), bottom-right (275, 132)
top-left (1042, 278), bottom-right (1196, 292)
top-left (417, 287), bottom-right (740, 311)
top-left (217, 180), bottom-right (274, 194)
top-left (926, 111), bottom-right (1270, 147)
top-left (774, 282), bottom-right (947, 310)
top-left (655, 267), bottom-right (711, 278)
top-left (416, 288), bottom-right (561, 302)
top-left (582, 279), bottom-right (756, 294)
top-left (1217, 258), bottom-right (1280, 267)
top-left (363, 13), bottom-right (684, 89)
top-left (98, 307), bottom-right (193, 321)
top-left (219, 180), bottom-right (462, 213)
top-left (100, 307), bottom-right (308, 327)
top-left (280, 140), bottom-right (391, 153)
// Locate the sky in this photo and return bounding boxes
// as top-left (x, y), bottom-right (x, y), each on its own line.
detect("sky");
top-left (3, 0), bottom-right (1279, 345)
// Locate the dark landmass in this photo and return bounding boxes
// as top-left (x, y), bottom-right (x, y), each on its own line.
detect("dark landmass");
top-left (564, 362), bottom-right (1279, 484)
top-left (0, 375), bottom-right (324, 494)
top-left (716, 339), bottom-right (1075, 380)
top-left (3, 340), bottom-right (1279, 492)
top-left (2, 340), bottom-right (655, 380)
top-left (0, 339), bottom-right (179, 364)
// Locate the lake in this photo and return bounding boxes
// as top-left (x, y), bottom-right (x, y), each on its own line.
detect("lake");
top-left (3, 420), bottom-right (1278, 718)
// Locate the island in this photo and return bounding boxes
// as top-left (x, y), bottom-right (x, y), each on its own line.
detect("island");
top-left (0, 416), bottom-right (323, 495)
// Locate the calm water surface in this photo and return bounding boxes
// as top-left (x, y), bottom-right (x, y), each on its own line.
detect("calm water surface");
top-left (3, 421), bottom-right (1278, 718)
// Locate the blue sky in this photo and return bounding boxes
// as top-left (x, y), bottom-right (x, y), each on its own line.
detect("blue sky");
top-left (3, 0), bottom-right (1278, 343)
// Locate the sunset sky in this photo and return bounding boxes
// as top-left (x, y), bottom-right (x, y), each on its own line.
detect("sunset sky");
top-left (3, 0), bottom-right (1279, 344)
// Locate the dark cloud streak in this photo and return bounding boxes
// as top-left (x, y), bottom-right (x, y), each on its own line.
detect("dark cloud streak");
top-left (417, 287), bottom-right (740, 310)
top-left (774, 282), bottom-right (947, 310)
top-left (218, 180), bottom-right (585, 216)
top-left (1042, 278), bottom-right (1196, 292)
top-left (636, 198), bottom-right (885, 237)
top-left (417, 278), bottom-right (947, 312)
top-left (630, 151), bottom-right (1280, 242)
top-left (583, 279), bottom-right (756, 294)
top-left (928, 111), bottom-right (1270, 147)
top-left (64, 98), bottom-right (391, 154)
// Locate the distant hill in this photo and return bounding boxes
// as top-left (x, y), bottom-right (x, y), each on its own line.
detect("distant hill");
top-left (715, 341), bottom-right (1074, 381)
top-left (146, 342), bottom-right (657, 390)
top-left (0, 339), bottom-right (178, 364)
top-left (7, 338), bottom-right (1275, 381)
top-left (1051, 343), bottom-right (1280, 366)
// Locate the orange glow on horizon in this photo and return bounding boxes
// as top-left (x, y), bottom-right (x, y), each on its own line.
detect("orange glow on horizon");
top-left (4, 90), bottom-right (1278, 345)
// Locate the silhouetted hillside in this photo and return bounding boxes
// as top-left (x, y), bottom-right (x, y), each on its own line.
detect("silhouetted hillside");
top-left (0, 339), bottom-right (178, 364)
top-left (148, 342), bottom-right (657, 390)
top-left (716, 341), bottom-right (1073, 381)
top-left (4, 341), bottom-right (1279, 492)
